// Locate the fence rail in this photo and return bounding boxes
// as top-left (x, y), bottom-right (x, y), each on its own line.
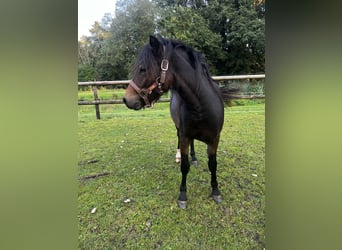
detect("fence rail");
top-left (77, 74), bottom-right (265, 86)
top-left (78, 74), bottom-right (265, 119)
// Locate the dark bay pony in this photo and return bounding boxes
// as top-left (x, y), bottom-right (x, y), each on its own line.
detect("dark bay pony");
top-left (123, 36), bottom-right (224, 208)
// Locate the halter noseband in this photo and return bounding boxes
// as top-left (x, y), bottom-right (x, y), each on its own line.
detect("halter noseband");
top-left (129, 59), bottom-right (169, 108)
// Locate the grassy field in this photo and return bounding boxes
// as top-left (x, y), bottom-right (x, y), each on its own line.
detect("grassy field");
top-left (78, 102), bottom-right (265, 249)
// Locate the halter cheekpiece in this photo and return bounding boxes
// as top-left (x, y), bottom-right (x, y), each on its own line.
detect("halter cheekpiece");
top-left (129, 58), bottom-right (169, 107)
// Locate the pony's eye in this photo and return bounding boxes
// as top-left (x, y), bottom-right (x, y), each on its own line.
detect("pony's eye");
top-left (139, 67), bottom-right (146, 73)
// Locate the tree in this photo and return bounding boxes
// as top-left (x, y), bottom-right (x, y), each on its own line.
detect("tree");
top-left (78, 64), bottom-right (95, 82)
top-left (78, 20), bottom-right (112, 81)
top-left (78, 36), bottom-right (96, 81)
top-left (157, 6), bottom-right (222, 74)
top-left (78, 36), bottom-right (92, 66)
top-left (78, 0), bottom-right (265, 81)
top-left (154, 0), bottom-right (208, 9)
top-left (100, 0), bottom-right (158, 79)
top-left (201, 0), bottom-right (265, 74)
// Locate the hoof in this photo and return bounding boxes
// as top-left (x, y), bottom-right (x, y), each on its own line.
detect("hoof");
top-left (192, 160), bottom-right (198, 166)
top-left (177, 200), bottom-right (188, 209)
top-left (212, 195), bottom-right (223, 204)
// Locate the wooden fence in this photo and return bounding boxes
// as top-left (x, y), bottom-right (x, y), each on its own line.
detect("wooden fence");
top-left (78, 74), bottom-right (265, 119)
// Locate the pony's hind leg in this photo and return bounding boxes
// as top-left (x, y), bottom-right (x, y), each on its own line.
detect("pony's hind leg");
top-left (175, 149), bottom-right (181, 163)
top-left (175, 129), bottom-right (181, 163)
top-left (175, 139), bottom-right (197, 165)
top-left (190, 140), bottom-right (197, 166)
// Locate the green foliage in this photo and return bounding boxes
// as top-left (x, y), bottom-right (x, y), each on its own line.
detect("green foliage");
top-left (78, 103), bottom-right (265, 248)
top-left (201, 0), bottom-right (265, 74)
top-left (94, 62), bottom-right (116, 81)
top-left (78, 0), bottom-right (265, 80)
top-left (158, 6), bottom-right (222, 74)
top-left (78, 64), bottom-right (95, 82)
top-left (104, 0), bottom-right (158, 79)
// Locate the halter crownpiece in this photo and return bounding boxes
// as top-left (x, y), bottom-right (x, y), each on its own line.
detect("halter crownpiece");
top-left (158, 59), bottom-right (169, 93)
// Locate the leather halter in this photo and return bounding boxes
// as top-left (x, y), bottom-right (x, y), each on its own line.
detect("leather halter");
top-left (129, 59), bottom-right (169, 107)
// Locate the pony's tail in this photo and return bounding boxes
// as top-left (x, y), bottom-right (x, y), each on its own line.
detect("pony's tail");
top-left (220, 86), bottom-right (241, 106)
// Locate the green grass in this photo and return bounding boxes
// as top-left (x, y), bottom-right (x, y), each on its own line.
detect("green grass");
top-left (78, 102), bottom-right (265, 249)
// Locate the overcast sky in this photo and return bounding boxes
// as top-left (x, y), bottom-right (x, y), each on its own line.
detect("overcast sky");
top-left (78, 0), bottom-right (117, 40)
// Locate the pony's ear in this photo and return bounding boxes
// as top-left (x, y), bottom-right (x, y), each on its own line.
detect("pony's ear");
top-left (149, 35), bottom-right (162, 56)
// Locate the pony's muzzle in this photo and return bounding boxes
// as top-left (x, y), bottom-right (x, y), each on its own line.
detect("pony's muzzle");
top-left (123, 96), bottom-right (142, 110)
top-left (123, 85), bottom-right (144, 110)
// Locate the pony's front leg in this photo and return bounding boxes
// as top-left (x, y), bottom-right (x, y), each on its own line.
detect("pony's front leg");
top-left (208, 142), bottom-right (222, 203)
top-left (178, 138), bottom-right (190, 209)
top-left (208, 154), bottom-right (222, 203)
top-left (178, 153), bottom-right (190, 208)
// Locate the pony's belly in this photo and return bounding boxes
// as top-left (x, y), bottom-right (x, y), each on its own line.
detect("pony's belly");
top-left (185, 122), bottom-right (222, 143)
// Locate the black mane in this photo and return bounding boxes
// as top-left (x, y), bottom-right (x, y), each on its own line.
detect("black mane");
top-left (162, 38), bottom-right (211, 75)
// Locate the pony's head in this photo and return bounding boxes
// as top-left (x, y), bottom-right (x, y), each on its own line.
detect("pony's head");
top-left (123, 36), bottom-right (172, 110)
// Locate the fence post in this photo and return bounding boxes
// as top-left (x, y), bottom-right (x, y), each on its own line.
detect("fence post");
top-left (92, 86), bottom-right (101, 119)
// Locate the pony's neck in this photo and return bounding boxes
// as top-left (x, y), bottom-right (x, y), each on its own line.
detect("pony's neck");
top-left (172, 77), bottom-right (201, 111)
top-left (170, 49), bottom-right (208, 110)
top-left (172, 68), bottom-right (222, 118)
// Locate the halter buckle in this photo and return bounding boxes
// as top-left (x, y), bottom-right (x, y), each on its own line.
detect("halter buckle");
top-left (139, 88), bottom-right (151, 97)
top-left (161, 59), bottom-right (169, 71)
